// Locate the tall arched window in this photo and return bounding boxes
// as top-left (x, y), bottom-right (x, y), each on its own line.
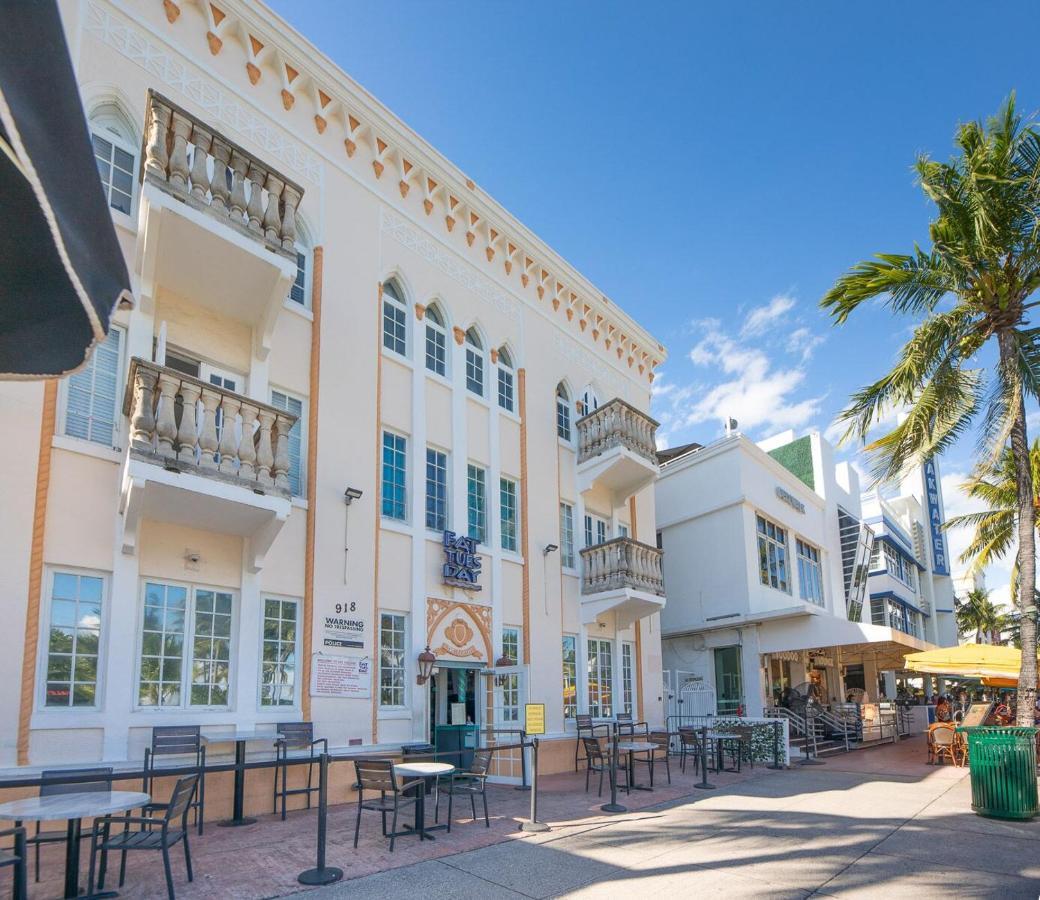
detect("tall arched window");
top-left (465, 328), bottom-right (484, 396)
top-left (425, 303), bottom-right (448, 376)
top-left (579, 385), bottom-right (599, 418)
top-left (89, 102), bottom-right (138, 216)
top-left (497, 347), bottom-right (515, 412)
top-left (382, 280), bottom-right (408, 356)
top-left (556, 383), bottom-right (572, 441)
top-left (288, 221), bottom-right (312, 306)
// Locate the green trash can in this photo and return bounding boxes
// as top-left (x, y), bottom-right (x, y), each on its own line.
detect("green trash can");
top-left (958, 726), bottom-right (1039, 820)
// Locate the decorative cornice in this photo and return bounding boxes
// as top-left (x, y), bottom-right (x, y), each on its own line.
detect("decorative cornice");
top-left (143, 0), bottom-right (665, 381)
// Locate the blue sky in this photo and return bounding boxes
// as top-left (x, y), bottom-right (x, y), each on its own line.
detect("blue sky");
top-left (269, 0), bottom-right (1040, 596)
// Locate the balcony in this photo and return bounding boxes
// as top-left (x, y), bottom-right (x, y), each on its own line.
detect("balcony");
top-left (576, 399), bottom-right (660, 501)
top-left (118, 358), bottom-right (297, 571)
top-left (136, 90), bottom-right (303, 359)
top-left (580, 537), bottom-right (666, 628)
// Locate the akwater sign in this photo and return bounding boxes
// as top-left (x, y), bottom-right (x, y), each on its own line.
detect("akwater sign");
top-left (923, 459), bottom-right (949, 576)
top-left (442, 530), bottom-right (482, 590)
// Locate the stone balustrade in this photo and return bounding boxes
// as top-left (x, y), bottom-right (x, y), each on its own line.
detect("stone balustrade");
top-left (123, 358), bottom-right (297, 496)
top-left (576, 398), bottom-right (659, 466)
top-left (143, 90), bottom-right (303, 259)
top-left (580, 537), bottom-right (665, 597)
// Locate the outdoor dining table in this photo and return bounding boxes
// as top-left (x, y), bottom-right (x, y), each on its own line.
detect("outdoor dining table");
top-left (203, 730), bottom-right (283, 827)
top-left (616, 740), bottom-right (657, 792)
top-left (393, 761), bottom-right (454, 841)
top-left (704, 731), bottom-right (743, 773)
top-left (0, 789), bottom-right (150, 899)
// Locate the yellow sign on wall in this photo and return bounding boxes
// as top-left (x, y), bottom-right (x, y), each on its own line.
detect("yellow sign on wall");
top-left (525, 703), bottom-right (546, 736)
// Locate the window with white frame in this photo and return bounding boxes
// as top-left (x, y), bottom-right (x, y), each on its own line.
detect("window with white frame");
top-left (796, 539), bottom-right (824, 606)
top-left (138, 581), bottom-right (233, 709)
top-left (497, 347), bottom-right (515, 412)
top-left (562, 635), bottom-right (577, 719)
top-left (621, 642), bottom-right (635, 715)
top-left (288, 223), bottom-right (311, 306)
top-left (382, 431), bottom-right (407, 520)
top-left (500, 477), bottom-right (518, 552)
top-left (502, 626), bottom-right (521, 664)
top-left (425, 447), bottom-right (448, 531)
top-left (379, 613), bottom-right (406, 707)
top-left (64, 324), bottom-right (123, 448)
top-left (90, 104), bottom-right (137, 216)
top-left (382, 281), bottom-right (408, 356)
top-left (424, 304), bottom-right (448, 376)
top-left (270, 389), bottom-right (305, 497)
top-left (876, 541), bottom-right (918, 592)
top-left (465, 328), bottom-right (484, 396)
top-left (618, 524), bottom-right (630, 539)
top-left (556, 383), bottom-right (572, 440)
top-left (587, 638), bottom-right (614, 717)
top-left (756, 514), bottom-right (790, 592)
top-left (260, 597), bottom-right (299, 707)
top-left (43, 571), bottom-right (104, 708)
top-left (559, 502), bottom-right (575, 567)
top-left (467, 464), bottom-right (487, 544)
top-left (500, 625), bottom-right (521, 723)
top-left (584, 513), bottom-right (608, 548)
top-left (578, 385), bottom-right (599, 418)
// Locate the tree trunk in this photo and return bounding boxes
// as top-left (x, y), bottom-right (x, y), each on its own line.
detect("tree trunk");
top-left (997, 330), bottom-right (1038, 725)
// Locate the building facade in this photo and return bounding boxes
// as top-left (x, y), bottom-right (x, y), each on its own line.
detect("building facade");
top-left (656, 429), bottom-right (936, 719)
top-left (0, 0), bottom-right (667, 772)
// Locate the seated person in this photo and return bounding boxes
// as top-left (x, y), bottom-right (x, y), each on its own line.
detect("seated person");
top-left (934, 695), bottom-right (952, 722)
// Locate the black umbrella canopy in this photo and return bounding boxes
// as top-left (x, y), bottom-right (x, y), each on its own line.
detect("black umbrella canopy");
top-left (0, 0), bottom-right (132, 379)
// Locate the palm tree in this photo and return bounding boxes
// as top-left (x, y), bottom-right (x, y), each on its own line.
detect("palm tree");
top-left (821, 95), bottom-right (1040, 725)
top-left (955, 587), bottom-right (1012, 643)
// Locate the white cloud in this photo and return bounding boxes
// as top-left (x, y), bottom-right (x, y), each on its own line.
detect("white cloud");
top-left (824, 401), bottom-right (909, 447)
top-left (786, 327), bottom-right (825, 363)
top-left (741, 294), bottom-right (796, 338)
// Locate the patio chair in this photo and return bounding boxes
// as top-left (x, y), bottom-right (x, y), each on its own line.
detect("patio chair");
top-left (678, 727), bottom-right (715, 774)
top-left (142, 726), bottom-right (206, 835)
top-left (22, 766), bottom-right (112, 883)
top-left (616, 711), bottom-right (650, 738)
top-left (0, 826), bottom-right (27, 900)
top-left (646, 731), bottom-right (673, 786)
top-left (352, 759), bottom-right (423, 852)
top-left (441, 748), bottom-right (493, 830)
top-left (273, 722), bottom-right (328, 820)
top-left (574, 714), bottom-right (609, 770)
top-left (731, 725), bottom-right (755, 771)
top-left (931, 724), bottom-right (959, 766)
top-left (581, 736), bottom-right (629, 796)
top-left (88, 773), bottom-right (198, 900)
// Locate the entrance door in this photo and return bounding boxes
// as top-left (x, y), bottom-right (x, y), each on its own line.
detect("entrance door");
top-left (200, 363), bottom-right (243, 465)
top-left (479, 666), bottom-right (528, 785)
top-left (429, 665), bottom-right (481, 768)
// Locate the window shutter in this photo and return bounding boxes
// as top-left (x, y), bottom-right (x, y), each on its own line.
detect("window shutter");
top-left (65, 327), bottom-right (121, 447)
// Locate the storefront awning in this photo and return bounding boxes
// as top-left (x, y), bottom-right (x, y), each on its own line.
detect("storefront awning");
top-left (759, 614), bottom-right (933, 668)
top-left (903, 643), bottom-right (1032, 681)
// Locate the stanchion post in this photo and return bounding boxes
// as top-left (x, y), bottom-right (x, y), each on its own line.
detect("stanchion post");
top-left (694, 725), bottom-right (716, 790)
top-left (601, 722), bottom-right (627, 813)
top-left (298, 753), bottom-right (343, 886)
top-left (520, 738), bottom-right (550, 832)
top-left (516, 728), bottom-right (531, 791)
top-left (767, 719), bottom-right (784, 770)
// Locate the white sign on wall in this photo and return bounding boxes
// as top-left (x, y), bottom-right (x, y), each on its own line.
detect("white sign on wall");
top-left (310, 654), bottom-right (372, 699)
top-left (320, 599), bottom-right (366, 652)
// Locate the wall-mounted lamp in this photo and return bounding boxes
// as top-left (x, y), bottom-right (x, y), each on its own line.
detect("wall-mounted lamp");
top-left (416, 645), bottom-right (437, 685)
top-left (543, 543), bottom-right (559, 555)
top-left (344, 487), bottom-right (364, 505)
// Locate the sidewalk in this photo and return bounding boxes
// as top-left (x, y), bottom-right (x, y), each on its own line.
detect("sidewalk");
top-left (313, 738), bottom-right (1040, 899)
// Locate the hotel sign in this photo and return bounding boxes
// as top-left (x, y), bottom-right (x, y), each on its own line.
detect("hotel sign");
top-left (442, 530), bottom-right (482, 590)
top-left (923, 458), bottom-right (949, 576)
top-left (775, 486), bottom-right (805, 514)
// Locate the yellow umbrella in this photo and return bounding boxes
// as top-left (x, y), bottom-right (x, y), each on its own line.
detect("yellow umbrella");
top-left (903, 643), bottom-right (1034, 680)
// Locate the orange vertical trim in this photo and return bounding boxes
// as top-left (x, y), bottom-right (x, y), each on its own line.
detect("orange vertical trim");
top-left (18, 381), bottom-right (57, 764)
top-left (302, 246), bottom-right (324, 722)
top-left (629, 495), bottom-right (644, 722)
top-left (371, 283), bottom-right (384, 745)
top-left (518, 368), bottom-right (531, 667)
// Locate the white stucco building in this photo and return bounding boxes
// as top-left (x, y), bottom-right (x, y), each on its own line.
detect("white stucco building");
top-left (0, 0), bottom-right (668, 781)
top-left (656, 429), bottom-right (938, 719)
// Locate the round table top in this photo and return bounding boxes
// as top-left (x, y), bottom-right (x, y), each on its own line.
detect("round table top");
top-left (704, 731), bottom-right (741, 740)
top-left (394, 762), bottom-right (454, 777)
top-left (0, 790), bottom-right (151, 822)
top-left (617, 741), bottom-right (657, 752)
top-left (202, 731), bottom-right (285, 744)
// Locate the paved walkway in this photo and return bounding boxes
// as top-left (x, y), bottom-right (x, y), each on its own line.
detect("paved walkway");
top-left (314, 738), bottom-right (1040, 899)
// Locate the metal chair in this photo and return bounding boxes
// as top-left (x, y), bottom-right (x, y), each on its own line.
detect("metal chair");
top-left (441, 748), bottom-right (493, 830)
top-left (574, 714), bottom-right (609, 770)
top-left (615, 712), bottom-right (649, 737)
top-left (21, 766), bottom-right (112, 883)
top-left (646, 730), bottom-right (672, 785)
top-left (273, 722), bottom-right (328, 820)
top-left (581, 736), bottom-right (629, 796)
top-left (88, 773), bottom-right (198, 900)
top-left (0, 826), bottom-right (27, 900)
top-left (732, 725), bottom-right (755, 771)
top-left (142, 726), bottom-right (206, 835)
top-left (678, 727), bottom-right (715, 774)
top-left (352, 760), bottom-right (423, 852)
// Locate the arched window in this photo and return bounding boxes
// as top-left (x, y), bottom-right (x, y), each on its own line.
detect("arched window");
top-left (497, 347), bottom-right (514, 412)
top-left (578, 385), bottom-right (599, 418)
top-left (556, 383), bottom-right (572, 441)
top-left (89, 102), bottom-right (138, 216)
top-left (288, 221), bottom-right (312, 306)
top-left (425, 303), bottom-right (448, 376)
top-left (465, 328), bottom-right (484, 396)
top-left (382, 280), bottom-right (408, 356)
